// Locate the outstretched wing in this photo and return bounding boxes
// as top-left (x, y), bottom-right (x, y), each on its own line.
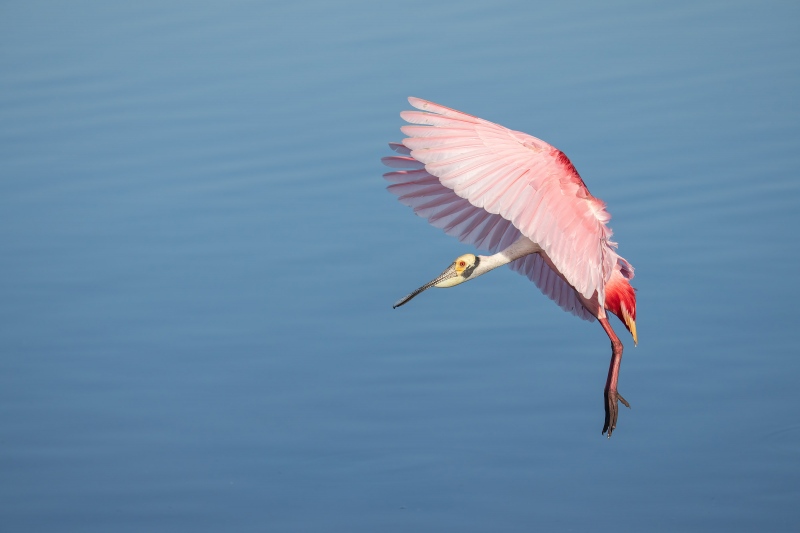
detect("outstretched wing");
top-left (383, 142), bottom-right (594, 321)
top-left (383, 97), bottom-right (622, 306)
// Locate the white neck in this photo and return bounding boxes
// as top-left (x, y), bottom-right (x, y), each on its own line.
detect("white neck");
top-left (470, 236), bottom-right (541, 279)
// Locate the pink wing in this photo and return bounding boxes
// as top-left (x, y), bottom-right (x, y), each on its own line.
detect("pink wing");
top-left (383, 97), bottom-right (622, 306)
top-left (383, 143), bottom-right (593, 321)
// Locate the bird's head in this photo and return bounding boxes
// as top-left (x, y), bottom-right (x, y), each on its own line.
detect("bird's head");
top-left (393, 253), bottom-right (480, 308)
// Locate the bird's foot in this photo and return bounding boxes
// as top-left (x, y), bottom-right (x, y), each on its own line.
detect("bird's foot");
top-left (602, 389), bottom-right (630, 438)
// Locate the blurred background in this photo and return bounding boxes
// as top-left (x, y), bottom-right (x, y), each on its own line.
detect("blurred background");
top-left (1, 1), bottom-right (799, 531)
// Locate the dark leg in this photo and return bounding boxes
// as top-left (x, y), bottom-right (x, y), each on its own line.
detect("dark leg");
top-left (599, 317), bottom-right (630, 438)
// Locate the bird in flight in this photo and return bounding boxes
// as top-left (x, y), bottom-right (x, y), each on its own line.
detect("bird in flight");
top-left (382, 98), bottom-right (637, 437)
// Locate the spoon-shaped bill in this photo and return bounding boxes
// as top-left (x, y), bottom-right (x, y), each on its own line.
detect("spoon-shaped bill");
top-left (393, 264), bottom-right (457, 309)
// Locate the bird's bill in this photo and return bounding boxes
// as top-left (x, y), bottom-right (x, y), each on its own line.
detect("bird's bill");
top-left (392, 263), bottom-right (460, 309)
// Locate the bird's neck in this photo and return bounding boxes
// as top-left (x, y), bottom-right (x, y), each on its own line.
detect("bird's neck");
top-left (472, 236), bottom-right (541, 279)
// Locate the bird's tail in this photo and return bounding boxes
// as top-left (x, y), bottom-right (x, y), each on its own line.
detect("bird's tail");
top-left (605, 269), bottom-right (637, 345)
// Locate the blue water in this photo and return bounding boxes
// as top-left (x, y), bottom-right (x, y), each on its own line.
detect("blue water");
top-left (2, 1), bottom-right (799, 531)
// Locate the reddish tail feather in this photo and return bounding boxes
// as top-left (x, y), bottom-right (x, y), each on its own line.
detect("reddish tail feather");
top-left (605, 270), bottom-right (638, 345)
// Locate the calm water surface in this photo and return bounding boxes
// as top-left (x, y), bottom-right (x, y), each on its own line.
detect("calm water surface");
top-left (1, 1), bottom-right (799, 531)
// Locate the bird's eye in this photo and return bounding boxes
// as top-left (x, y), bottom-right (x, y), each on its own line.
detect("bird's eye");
top-left (459, 261), bottom-right (466, 267)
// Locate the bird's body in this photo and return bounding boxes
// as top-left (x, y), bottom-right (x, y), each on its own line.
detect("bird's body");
top-left (383, 98), bottom-right (638, 437)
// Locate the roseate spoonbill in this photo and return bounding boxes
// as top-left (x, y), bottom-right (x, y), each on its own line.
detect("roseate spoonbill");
top-left (382, 98), bottom-right (637, 437)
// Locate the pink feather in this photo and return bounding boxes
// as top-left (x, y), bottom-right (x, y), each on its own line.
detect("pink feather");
top-left (387, 97), bottom-right (628, 306)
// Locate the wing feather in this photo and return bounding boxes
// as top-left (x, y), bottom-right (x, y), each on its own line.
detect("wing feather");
top-left (508, 254), bottom-right (594, 320)
top-left (394, 97), bottom-right (624, 304)
top-left (389, 142), bottom-right (411, 155)
top-left (383, 161), bottom-right (593, 320)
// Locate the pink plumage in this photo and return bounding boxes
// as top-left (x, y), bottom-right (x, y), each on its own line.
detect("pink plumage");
top-left (382, 97), bottom-right (634, 310)
top-left (383, 97), bottom-right (639, 437)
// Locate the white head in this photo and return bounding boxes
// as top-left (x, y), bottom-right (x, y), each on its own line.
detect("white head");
top-left (393, 253), bottom-right (480, 308)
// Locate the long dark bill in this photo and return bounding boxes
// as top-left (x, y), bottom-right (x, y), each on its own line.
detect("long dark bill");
top-left (393, 264), bottom-right (457, 309)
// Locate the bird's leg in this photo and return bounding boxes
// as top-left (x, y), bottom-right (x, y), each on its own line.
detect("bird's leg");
top-left (599, 317), bottom-right (630, 438)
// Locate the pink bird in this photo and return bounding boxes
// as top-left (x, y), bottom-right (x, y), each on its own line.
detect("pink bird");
top-left (382, 98), bottom-right (637, 437)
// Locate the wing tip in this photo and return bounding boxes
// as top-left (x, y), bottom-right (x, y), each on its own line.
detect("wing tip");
top-left (388, 142), bottom-right (411, 155)
top-left (408, 95), bottom-right (424, 105)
